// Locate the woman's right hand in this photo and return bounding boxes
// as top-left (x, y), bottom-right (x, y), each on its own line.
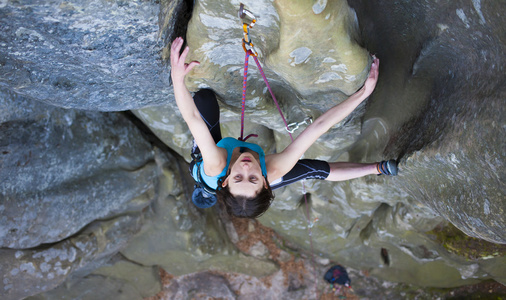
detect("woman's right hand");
top-left (170, 37), bottom-right (200, 84)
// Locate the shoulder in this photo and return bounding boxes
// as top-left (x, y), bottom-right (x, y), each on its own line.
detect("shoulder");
top-left (265, 153), bottom-right (284, 183)
top-left (202, 147), bottom-right (228, 177)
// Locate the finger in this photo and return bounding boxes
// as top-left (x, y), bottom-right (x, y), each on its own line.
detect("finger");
top-left (369, 64), bottom-right (376, 78)
top-left (372, 58), bottom-right (378, 68)
top-left (374, 59), bottom-right (380, 76)
top-left (170, 37), bottom-right (181, 53)
top-left (185, 61), bottom-right (201, 74)
top-left (180, 45), bottom-right (190, 62)
top-left (371, 59), bottom-right (379, 77)
top-left (170, 37), bottom-right (183, 62)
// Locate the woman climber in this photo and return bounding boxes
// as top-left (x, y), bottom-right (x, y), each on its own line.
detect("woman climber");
top-left (170, 37), bottom-right (397, 218)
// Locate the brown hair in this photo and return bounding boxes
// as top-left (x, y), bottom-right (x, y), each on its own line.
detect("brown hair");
top-left (216, 176), bottom-right (274, 218)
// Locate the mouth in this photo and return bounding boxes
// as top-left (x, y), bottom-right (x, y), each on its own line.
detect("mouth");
top-left (241, 157), bottom-right (252, 162)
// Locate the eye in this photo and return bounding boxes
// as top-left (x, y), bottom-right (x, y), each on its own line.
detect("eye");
top-left (249, 176), bottom-right (258, 183)
top-left (234, 175), bottom-right (242, 182)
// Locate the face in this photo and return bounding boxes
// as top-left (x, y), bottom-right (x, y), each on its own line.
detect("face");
top-left (222, 151), bottom-right (267, 198)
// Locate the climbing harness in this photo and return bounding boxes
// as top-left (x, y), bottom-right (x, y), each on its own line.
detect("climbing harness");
top-left (191, 153), bottom-right (218, 209)
top-left (238, 4), bottom-right (319, 296)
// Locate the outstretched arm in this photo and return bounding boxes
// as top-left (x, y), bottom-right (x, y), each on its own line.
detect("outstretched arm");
top-left (170, 37), bottom-right (226, 175)
top-left (266, 57), bottom-right (380, 181)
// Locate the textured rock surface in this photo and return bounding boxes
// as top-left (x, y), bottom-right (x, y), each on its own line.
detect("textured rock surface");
top-left (0, 0), bottom-right (173, 111)
top-left (0, 90), bottom-right (157, 249)
top-left (1, 213), bottom-right (143, 300)
top-left (348, 0), bottom-right (505, 245)
top-left (28, 258), bottom-right (162, 299)
top-left (0, 0), bottom-right (505, 299)
top-left (143, 218), bottom-right (506, 300)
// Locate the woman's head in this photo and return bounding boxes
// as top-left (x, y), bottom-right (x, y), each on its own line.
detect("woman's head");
top-left (221, 151), bottom-right (266, 196)
top-left (216, 151), bottom-right (274, 218)
top-left (216, 177), bottom-right (274, 218)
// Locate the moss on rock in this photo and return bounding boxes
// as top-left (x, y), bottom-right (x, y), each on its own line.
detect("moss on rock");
top-left (427, 223), bottom-right (506, 261)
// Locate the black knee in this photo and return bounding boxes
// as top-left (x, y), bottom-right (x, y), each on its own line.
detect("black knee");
top-left (192, 89), bottom-right (222, 143)
top-left (194, 89), bottom-right (217, 104)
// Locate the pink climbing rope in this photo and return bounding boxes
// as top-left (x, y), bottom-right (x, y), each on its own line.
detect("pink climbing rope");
top-left (240, 49), bottom-right (319, 297)
top-left (252, 54), bottom-right (295, 141)
top-left (239, 50), bottom-right (250, 141)
top-left (240, 49), bottom-right (293, 141)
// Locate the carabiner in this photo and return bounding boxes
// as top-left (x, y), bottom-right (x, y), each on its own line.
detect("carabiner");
top-left (238, 3), bottom-right (257, 28)
top-left (239, 3), bottom-right (258, 56)
top-left (242, 39), bottom-right (258, 56)
top-left (286, 116), bottom-right (313, 133)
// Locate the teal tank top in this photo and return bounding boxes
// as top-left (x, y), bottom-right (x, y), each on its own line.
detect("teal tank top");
top-left (192, 138), bottom-right (267, 190)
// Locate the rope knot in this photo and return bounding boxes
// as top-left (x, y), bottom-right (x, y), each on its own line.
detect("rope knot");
top-left (238, 133), bottom-right (258, 142)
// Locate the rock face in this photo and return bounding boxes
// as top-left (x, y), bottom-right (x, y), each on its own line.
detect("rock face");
top-left (348, 0), bottom-right (505, 245)
top-left (0, 85), bottom-right (158, 298)
top-left (0, 0), bottom-right (171, 111)
top-left (0, 91), bottom-right (157, 249)
top-left (1, 213), bottom-right (143, 300)
top-left (1, 0), bottom-right (505, 299)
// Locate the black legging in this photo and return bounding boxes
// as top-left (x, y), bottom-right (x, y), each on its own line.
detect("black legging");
top-left (192, 89), bottom-right (222, 154)
top-left (189, 89), bottom-right (222, 173)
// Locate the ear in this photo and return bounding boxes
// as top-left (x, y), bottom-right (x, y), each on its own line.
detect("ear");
top-left (221, 176), bottom-right (230, 188)
top-left (263, 177), bottom-right (268, 189)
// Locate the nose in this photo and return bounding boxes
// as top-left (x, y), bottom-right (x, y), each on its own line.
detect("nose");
top-left (241, 162), bottom-right (251, 169)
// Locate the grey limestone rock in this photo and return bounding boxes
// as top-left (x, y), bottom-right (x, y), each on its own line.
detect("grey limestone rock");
top-left (0, 0), bottom-right (174, 111)
top-left (27, 258), bottom-right (162, 300)
top-left (0, 213), bottom-right (143, 300)
top-left (0, 91), bottom-right (157, 249)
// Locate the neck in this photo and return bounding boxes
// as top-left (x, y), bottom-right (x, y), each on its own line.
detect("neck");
top-left (228, 147), bottom-right (261, 172)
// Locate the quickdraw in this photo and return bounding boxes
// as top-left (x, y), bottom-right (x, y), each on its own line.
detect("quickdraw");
top-left (239, 3), bottom-right (258, 56)
top-left (238, 4), bottom-right (312, 140)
